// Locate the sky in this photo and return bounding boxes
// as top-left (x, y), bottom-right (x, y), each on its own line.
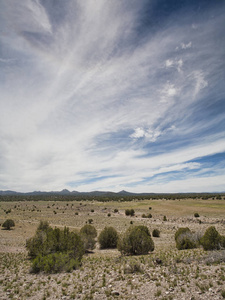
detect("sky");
top-left (0, 0), bottom-right (225, 193)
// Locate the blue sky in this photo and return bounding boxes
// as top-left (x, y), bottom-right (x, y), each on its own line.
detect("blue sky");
top-left (0, 0), bottom-right (225, 193)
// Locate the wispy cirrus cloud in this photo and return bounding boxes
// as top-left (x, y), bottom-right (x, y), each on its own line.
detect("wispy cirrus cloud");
top-left (0, 0), bottom-right (225, 192)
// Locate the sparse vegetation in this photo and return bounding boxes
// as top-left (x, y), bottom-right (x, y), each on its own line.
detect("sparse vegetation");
top-left (200, 226), bottom-right (222, 251)
top-left (152, 229), bottom-right (160, 237)
top-left (2, 219), bottom-right (15, 230)
top-left (80, 225), bottom-right (97, 251)
top-left (125, 209), bottom-right (135, 216)
top-left (142, 213), bottom-right (152, 218)
top-left (118, 225), bottom-right (154, 255)
top-left (0, 195), bottom-right (225, 299)
top-left (98, 226), bottom-right (119, 249)
top-left (26, 221), bottom-right (84, 273)
top-left (175, 227), bottom-right (198, 250)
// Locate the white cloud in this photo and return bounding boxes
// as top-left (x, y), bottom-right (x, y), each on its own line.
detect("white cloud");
top-left (0, 1), bottom-right (224, 192)
top-left (192, 70), bottom-right (208, 97)
top-left (128, 174), bottom-right (225, 194)
top-left (160, 83), bottom-right (177, 103)
top-left (181, 41), bottom-right (192, 49)
top-left (130, 128), bottom-right (145, 139)
top-left (165, 59), bottom-right (173, 67)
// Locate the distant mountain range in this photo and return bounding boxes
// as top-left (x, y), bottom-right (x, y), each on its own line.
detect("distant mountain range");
top-left (0, 189), bottom-right (223, 197)
top-left (0, 189), bottom-right (143, 196)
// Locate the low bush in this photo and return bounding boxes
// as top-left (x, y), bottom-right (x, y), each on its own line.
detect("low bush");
top-left (26, 221), bottom-right (84, 273)
top-left (80, 224), bottom-right (97, 238)
top-left (31, 252), bottom-right (80, 274)
top-left (124, 259), bottom-right (143, 274)
top-left (200, 226), bottom-right (222, 251)
top-left (142, 213), bottom-right (152, 219)
top-left (194, 213), bottom-right (200, 218)
top-left (125, 209), bottom-right (135, 216)
top-left (2, 219), bottom-right (15, 230)
top-left (98, 227), bottom-right (118, 249)
top-left (175, 227), bottom-right (191, 241)
top-left (221, 236), bottom-right (225, 248)
top-left (80, 225), bottom-right (97, 251)
top-left (118, 225), bottom-right (154, 255)
top-left (175, 227), bottom-right (198, 250)
top-left (152, 229), bottom-right (160, 237)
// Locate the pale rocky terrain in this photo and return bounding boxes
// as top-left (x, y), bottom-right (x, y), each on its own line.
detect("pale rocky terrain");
top-left (0, 198), bottom-right (225, 299)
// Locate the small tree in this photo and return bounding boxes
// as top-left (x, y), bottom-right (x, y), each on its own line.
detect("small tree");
top-left (118, 225), bottom-right (154, 255)
top-left (200, 226), bottom-right (222, 251)
top-left (2, 219), bottom-right (15, 230)
top-left (175, 227), bottom-right (198, 250)
top-left (98, 227), bottom-right (118, 249)
top-left (142, 213), bottom-right (152, 219)
top-left (125, 209), bottom-right (135, 217)
top-left (152, 229), bottom-right (160, 237)
top-left (26, 221), bottom-right (84, 273)
top-left (175, 227), bottom-right (191, 241)
top-left (80, 225), bottom-right (97, 251)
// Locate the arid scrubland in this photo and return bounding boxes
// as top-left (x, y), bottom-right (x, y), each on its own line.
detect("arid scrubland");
top-left (0, 197), bottom-right (225, 299)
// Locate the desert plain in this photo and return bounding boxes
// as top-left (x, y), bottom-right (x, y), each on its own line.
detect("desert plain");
top-left (0, 196), bottom-right (225, 300)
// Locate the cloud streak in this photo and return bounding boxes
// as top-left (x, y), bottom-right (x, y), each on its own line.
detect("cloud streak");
top-left (0, 0), bottom-right (225, 192)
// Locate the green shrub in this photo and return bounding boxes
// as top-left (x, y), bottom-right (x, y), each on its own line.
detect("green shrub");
top-left (31, 252), bottom-right (80, 274)
top-left (37, 220), bottom-right (50, 232)
top-left (80, 224), bottom-right (97, 238)
top-left (194, 213), bottom-right (200, 218)
top-left (80, 225), bottom-right (97, 251)
top-left (2, 219), bottom-right (15, 230)
top-left (163, 216), bottom-right (167, 221)
top-left (118, 225), bottom-right (154, 255)
top-left (175, 227), bottom-right (191, 241)
top-left (221, 236), bottom-right (225, 249)
top-left (98, 227), bottom-right (118, 249)
top-left (125, 209), bottom-right (135, 216)
top-left (124, 259), bottom-right (143, 274)
top-left (114, 209), bottom-right (118, 213)
top-left (152, 229), bottom-right (160, 237)
top-left (142, 213), bottom-right (152, 219)
top-left (175, 227), bottom-right (197, 250)
top-left (26, 222), bottom-right (84, 273)
top-left (200, 226), bottom-right (222, 251)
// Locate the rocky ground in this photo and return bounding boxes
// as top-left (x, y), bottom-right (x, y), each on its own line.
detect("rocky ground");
top-left (0, 248), bottom-right (225, 300)
top-left (0, 198), bottom-right (225, 299)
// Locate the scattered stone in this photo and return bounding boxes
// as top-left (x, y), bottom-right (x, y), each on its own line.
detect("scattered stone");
top-left (111, 290), bottom-right (120, 296)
